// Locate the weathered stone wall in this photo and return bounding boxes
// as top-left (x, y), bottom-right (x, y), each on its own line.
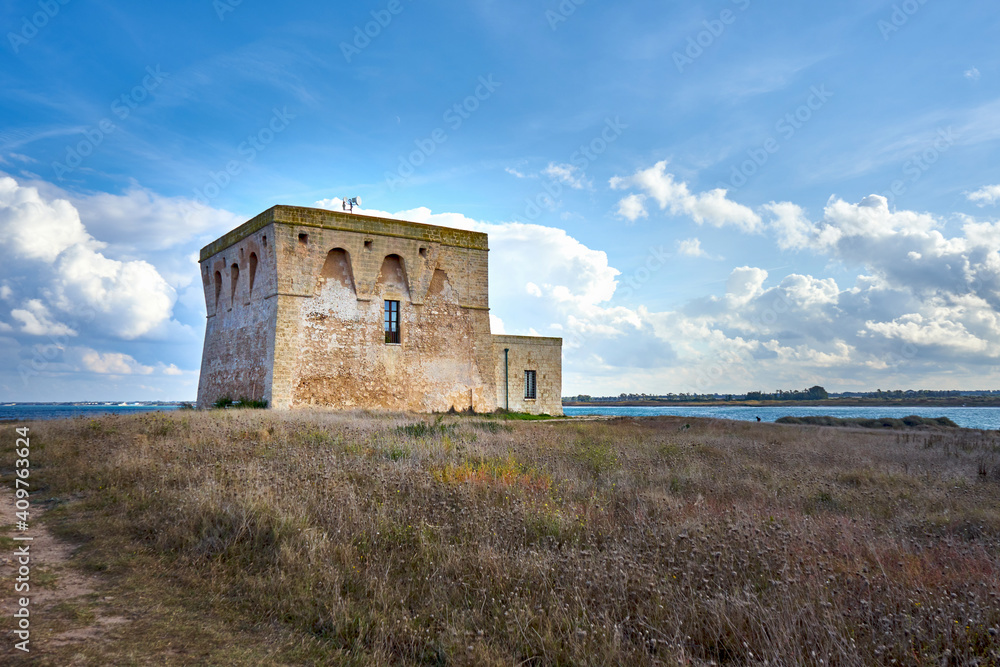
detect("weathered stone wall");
top-left (272, 218), bottom-right (494, 412)
top-left (492, 335), bottom-right (563, 415)
top-left (197, 205), bottom-right (563, 415)
top-left (196, 223), bottom-right (277, 407)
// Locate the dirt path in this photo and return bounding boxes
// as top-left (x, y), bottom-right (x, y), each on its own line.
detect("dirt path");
top-left (0, 488), bottom-right (127, 656)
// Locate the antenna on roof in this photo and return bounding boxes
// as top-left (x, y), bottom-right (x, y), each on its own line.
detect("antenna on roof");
top-left (342, 197), bottom-right (361, 213)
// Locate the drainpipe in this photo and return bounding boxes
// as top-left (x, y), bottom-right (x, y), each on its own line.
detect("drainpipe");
top-left (503, 348), bottom-right (509, 411)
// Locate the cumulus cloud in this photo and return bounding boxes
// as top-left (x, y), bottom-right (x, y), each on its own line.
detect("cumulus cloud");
top-left (611, 160), bottom-right (761, 231)
top-left (11, 299), bottom-right (76, 337)
top-left (864, 314), bottom-right (989, 355)
top-left (0, 176), bottom-right (94, 262)
top-left (0, 175), bottom-right (178, 340)
top-left (72, 183), bottom-right (243, 252)
top-left (766, 194), bottom-right (1000, 314)
top-left (778, 274), bottom-right (840, 309)
top-left (51, 246), bottom-right (176, 339)
top-left (79, 349), bottom-right (154, 375)
top-left (726, 267), bottom-right (768, 306)
top-left (616, 194), bottom-right (648, 222)
top-left (967, 184), bottom-right (1000, 205)
top-left (763, 201), bottom-right (815, 250)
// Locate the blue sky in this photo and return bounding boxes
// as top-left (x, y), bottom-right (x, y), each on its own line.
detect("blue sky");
top-left (1, 0), bottom-right (999, 401)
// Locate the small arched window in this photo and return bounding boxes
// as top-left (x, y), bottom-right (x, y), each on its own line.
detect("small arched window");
top-left (248, 253), bottom-right (258, 297)
top-left (231, 263), bottom-right (240, 305)
top-left (214, 271), bottom-right (222, 308)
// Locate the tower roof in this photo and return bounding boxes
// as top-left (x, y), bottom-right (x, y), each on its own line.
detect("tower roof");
top-left (199, 205), bottom-right (489, 262)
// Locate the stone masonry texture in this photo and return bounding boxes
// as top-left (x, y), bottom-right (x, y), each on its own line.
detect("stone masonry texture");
top-left (196, 205), bottom-right (563, 415)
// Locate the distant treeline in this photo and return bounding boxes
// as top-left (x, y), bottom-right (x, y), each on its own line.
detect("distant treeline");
top-left (745, 386), bottom-right (828, 401)
top-left (838, 389), bottom-right (1000, 399)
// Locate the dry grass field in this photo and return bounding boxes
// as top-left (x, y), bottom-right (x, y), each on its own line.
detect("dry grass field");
top-left (2, 411), bottom-right (999, 665)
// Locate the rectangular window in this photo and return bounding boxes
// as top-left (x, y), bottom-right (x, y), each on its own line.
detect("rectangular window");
top-left (384, 300), bottom-right (400, 344)
top-left (524, 370), bottom-right (537, 399)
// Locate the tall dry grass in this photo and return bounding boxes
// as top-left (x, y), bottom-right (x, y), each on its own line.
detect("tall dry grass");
top-left (10, 411), bottom-right (1000, 665)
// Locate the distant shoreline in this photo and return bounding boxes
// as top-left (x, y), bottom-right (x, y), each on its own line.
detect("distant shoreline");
top-left (563, 397), bottom-right (1000, 408)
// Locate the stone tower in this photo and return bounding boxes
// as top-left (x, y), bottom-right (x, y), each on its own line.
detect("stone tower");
top-left (196, 205), bottom-right (562, 414)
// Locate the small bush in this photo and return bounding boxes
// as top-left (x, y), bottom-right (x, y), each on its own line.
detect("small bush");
top-left (214, 396), bottom-right (268, 410)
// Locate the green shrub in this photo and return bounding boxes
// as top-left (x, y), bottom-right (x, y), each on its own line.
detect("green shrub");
top-left (214, 396), bottom-right (268, 410)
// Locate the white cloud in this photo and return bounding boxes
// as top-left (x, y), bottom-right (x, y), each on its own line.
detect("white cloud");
top-left (968, 184), bottom-right (1000, 206)
top-left (864, 314), bottom-right (990, 355)
top-left (763, 201), bottom-right (815, 250)
top-left (965, 67), bottom-right (981, 82)
top-left (611, 161), bottom-right (761, 231)
top-left (775, 195), bottom-right (1000, 315)
top-left (525, 282), bottom-right (543, 297)
top-left (778, 274), bottom-right (840, 308)
top-left (72, 184), bottom-right (243, 252)
top-left (162, 364), bottom-right (184, 376)
top-left (11, 299), bottom-right (76, 337)
top-left (489, 313), bottom-right (505, 334)
top-left (0, 175), bottom-right (179, 340)
top-left (0, 176), bottom-right (95, 262)
top-left (79, 349), bottom-right (154, 375)
top-left (505, 167), bottom-right (529, 179)
top-left (677, 238), bottom-right (707, 258)
top-left (542, 162), bottom-right (590, 190)
top-left (726, 267), bottom-right (768, 306)
top-left (616, 193), bottom-right (648, 222)
top-left (49, 245), bottom-right (175, 339)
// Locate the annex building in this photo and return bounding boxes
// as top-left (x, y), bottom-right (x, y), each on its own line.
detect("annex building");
top-left (196, 205), bottom-right (562, 415)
